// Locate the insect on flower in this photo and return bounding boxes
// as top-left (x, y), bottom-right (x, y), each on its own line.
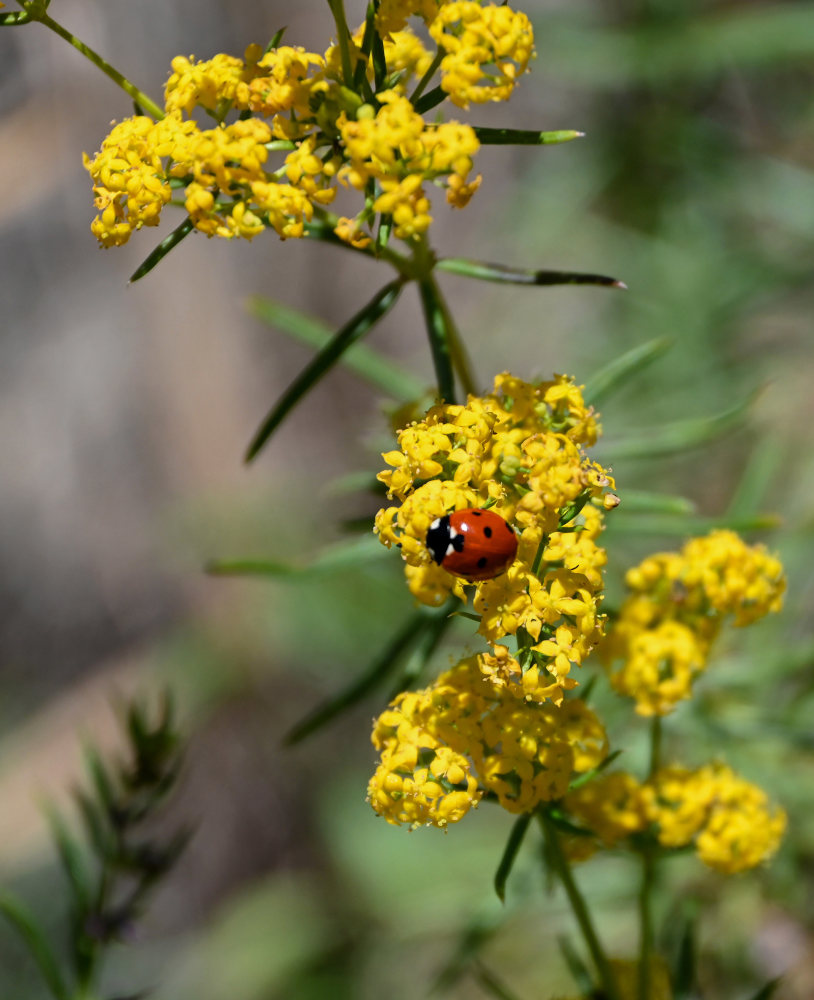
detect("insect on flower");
top-left (426, 508), bottom-right (518, 581)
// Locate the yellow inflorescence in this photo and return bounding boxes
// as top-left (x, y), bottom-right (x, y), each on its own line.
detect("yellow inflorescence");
top-left (86, 5), bottom-right (533, 247)
top-left (563, 763), bottom-right (785, 873)
top-left (375, 373), bottom-right (614, 700)
top-left (602, 530), bottom-right (785, 716)
top-left (429, 2), bottom-right (535, 108)
top-left (368, 656), bottom-right (608, 828)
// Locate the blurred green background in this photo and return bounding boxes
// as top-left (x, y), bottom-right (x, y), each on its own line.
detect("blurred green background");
top-left (1, 0), bottom-right (813, 997)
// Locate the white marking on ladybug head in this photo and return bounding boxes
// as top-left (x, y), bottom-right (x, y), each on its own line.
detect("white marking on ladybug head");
top-left (430, 517), bottom-right (441, 530)
top-left (449, 528), bottom-right (458, 538)
top-left (445, 543), bottom-right (456, 556)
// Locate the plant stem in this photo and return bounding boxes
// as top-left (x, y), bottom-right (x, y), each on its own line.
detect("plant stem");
top-left (430, 274), bottom-right (478, 396)
top-left (539, 811), bottom-right (621, 1000)
top-left (637, 715), bottom-right (662, 1000)
top-left (410, 48), bottom-right (444, 104)
top-left (326, 0), bottom-right (354, 87)
top-left (32, 11), bottom-right (164, 119)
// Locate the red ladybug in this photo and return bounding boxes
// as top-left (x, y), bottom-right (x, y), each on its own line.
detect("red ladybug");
top-left (426, 508), bottom-right (518, 581)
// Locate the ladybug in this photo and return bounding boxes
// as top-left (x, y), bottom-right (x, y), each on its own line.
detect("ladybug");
top-left (426, 508), bottom-right (518, 581)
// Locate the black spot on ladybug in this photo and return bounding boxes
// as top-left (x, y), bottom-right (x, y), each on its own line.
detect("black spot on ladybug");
top-left (477, 557), bottom-right (488, 568)
top-left (483, 526), bottom-right (493, 538)
top-left (471, 510), bottom-right (483, 516)
top-left (452, 533), bottom-right (465, 553)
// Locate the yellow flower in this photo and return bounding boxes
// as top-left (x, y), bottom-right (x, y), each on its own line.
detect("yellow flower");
top-left (643, 763), bottom-right (786, 873)
top-left (368, 658), bottom-right (608, 827)
top-left (565, 771), bottom-right (649, 850)
top-left (429, 2), bottom-right (534, 108)
top-left (603, 530), bottom-right (785, 714)
top-left (607, 620), bottom-right (709, 717)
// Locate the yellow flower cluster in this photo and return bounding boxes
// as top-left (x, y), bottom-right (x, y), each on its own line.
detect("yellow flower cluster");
top-left (429, 2), bottom-right (535, 107)
top-left (602, 530), bottom-right (785, 716)
top-left (86, 3), bottom-right (533, 248)
top-left (368, 656), bottom-right (607, 828)
top-left (564, 763), bottom-right (786, 874)
top-left (338, 91), bottom-right (480, 239)
top-left (375, 373), bottom-right (616, 702)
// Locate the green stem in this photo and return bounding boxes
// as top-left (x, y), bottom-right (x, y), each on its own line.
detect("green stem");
top-left (410, 48), bottom-right (444, 104)
top-left (539, 811), bottom-right (621, 1000)
top-left (32, 10), bottom-right (164, 119)
top-left (326, 0), bottom-right (354, 87)
top-left (430, 273), bottom-right (478, 396)
top-left (637, 715), bottom-right (662, 1000)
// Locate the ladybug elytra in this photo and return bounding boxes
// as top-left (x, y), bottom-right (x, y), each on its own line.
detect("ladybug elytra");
top-left (426, 508), bottom-right (518, 581)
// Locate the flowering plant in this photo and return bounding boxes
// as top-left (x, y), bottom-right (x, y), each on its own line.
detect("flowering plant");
top-left (0, 1), bottom-right (791, 998)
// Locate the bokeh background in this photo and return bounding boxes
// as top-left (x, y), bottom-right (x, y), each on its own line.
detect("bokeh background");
top-left (1, 0), bottom-right (814, 997)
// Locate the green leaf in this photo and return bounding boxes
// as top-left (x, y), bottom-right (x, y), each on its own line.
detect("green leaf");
top-left (494, 814), bottom-right (532, 903)
top-left (207, 535), bottom-right (389, 579)
top-left (746, 977), bottom-right (783, 1000)
top-left (249, 296), bottom-right (425, 401)
top-left (607, 512), bottom-right (779, 536)
top-left (418, 277), bottom-right (457, 403)
top-left (557, 935), bottom-right (595, 997)
top-left (284, 609), bottom-right (434, 744)
top-left (601, 392), bottom-right (757, 459)
top-left (567, 750), bottom-right (624, 792)
top-left (583, 338), bottom-right (671, 406)
top-left (245, 279), bottom-right (403, 461)
top-left (414, 85), bottom-right (446, 114)
top-left (389, 601), bottom-right (456, 698)
top-left (471, 962), bottom-right (526, 1000)
top-left (431, 916), bottom-right (504, 994)
top-left (265, 26), bottom-right (287, 52)
top-left (672, 916), bottom-right (697, 1000)
top-left (615, 489), bottom-right (695, 515)
top-left (129, 218), bottom-right (194, 283)
top-left (726, 435), bottom-right (784, 520)
top-left (473, 127), bottom-right (584, 145)
top-left (436, 257), bottom-right (625, 289)
top-left (45, 806), bottom-right (92, 911)
top-left (0, 895), bottom-right (70, 1000)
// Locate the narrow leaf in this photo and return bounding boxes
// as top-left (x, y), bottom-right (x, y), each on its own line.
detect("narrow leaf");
top-left (207, 535), bottom-right (388, 579)
top-left (390, 602), bottom-right (456, 698)
top-left (432, 916), bottom-right (504, 994)
top-left (418, 276), bottom-right (456, 403)
top-left (245, 280), bottom-right (403, 461)
top-left (0, 895), bottom-right (70, 1000)
top-left (129, 218), bottom-right (194, 283)
top-left (265, 26), bottom-right (287, 52)
top-left (726, 435), bottom-right (784, 520)
top-left (473, 127), bottom-right (584, 145)
top-left (284, 610), bottom-right (432, 744)
top-left (494, 814), bottom-right (532, 903)
top-left (472, 962), bottom-right (525, 1000)
top-left (746, 978), bottom-right (782, 1000)
top-left (567, 749), bottom-right (624, 792)
top-left (436, 257), bottom-right (625, 289)
top-left (672, 916), bottom-right (697, 1000)
top-left (45, 806), bottom-right (92, 910)
top-left (614, 489), bottom-right (695, 515)
top-left (249, 296), bottom-right (425, 400)
top-left (601, 393), bottom-right (757, 459)
top-left (583, 338), bottom-right (671, 406)
top-left (414, 85), bottom-right (446, 114)
top-left (558, 935), bottom-right (595, 997)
